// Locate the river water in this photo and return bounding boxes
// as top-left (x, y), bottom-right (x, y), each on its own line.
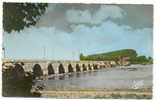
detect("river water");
top-left (32, 64), bottom-right (152, 90)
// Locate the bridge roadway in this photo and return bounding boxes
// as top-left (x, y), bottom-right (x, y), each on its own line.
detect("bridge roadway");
top-left (2, 60), bottom-right (124, 77)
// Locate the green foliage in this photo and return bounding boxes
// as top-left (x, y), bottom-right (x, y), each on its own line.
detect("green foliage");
top-left (3, 3), bottom-right (48, 33)
top-left (111, 93), bottom-right (121, 99)
top-left (94, 95), bottom-right (106, 99)
top-left (80, 49), bottom-right (137, 61)
top-left (80, 53), bottom-right (85, 60)
top-left (129, 56), bottom-right (153, 64)
top-left (147, 56), bottom-right (153, 64)
top-left (80, 49), bottom-right (153, 65)
top-left (126, 94), bottom-right (137, 98)
top-left (141, 95), bottom-right (152, 99)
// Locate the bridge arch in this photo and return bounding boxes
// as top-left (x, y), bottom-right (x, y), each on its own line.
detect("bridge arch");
top-left (101, 63), bottom-right (106, 68)
top-left (59, 64), bottom-right (65, 74)
top-left (48, 64), bottom-right (55, 75)
top-left (88, 64), bottom-right (92, 70)
top-left (68, 64), bottom-right (73, 73)
top-left (93, 64), bottom-right (98, 70)
top-left (33, 64), bottom-right (43, 77)
top-left (76, 64), bottom-right (80, 72)
top-left (14, 64), bottom-right (25, 80)
top-left (82, 64), bottom-right (87, 71)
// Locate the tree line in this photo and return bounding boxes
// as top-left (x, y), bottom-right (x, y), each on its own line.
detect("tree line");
top-left (80, 49), bottom-right (153, 65)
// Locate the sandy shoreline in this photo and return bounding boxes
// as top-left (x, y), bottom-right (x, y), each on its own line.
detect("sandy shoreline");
top-left (32, 88), bottom-right (152, 98)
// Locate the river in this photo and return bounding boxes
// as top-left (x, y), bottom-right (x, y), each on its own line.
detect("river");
top-left (32, 64), bottom-right (152, 90)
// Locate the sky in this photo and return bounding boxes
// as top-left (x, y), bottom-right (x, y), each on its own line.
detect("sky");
top-left (3, 4), bottom-right (153, 60)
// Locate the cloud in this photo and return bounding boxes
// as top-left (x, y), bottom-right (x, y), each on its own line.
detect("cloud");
top-left (66, 5), bottom-right (126, 25)
top-left (45, 4), bottom-right (56, 13)
top-left (3, 20), bottom-right (153, 60)
top-left (3, 4), bottom-right (152, 60)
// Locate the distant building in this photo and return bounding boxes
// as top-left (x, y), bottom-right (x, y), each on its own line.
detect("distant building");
top-left (120, 56), bottom-right (130, 65)
top-left (121, 56), bottom-right (130, 61)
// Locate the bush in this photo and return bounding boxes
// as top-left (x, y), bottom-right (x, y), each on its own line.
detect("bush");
top-left (111, 93), bottom-right (121, 99)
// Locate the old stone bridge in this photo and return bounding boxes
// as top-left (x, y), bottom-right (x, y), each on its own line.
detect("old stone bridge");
top-left (2, 60), bottom-right (128, 78)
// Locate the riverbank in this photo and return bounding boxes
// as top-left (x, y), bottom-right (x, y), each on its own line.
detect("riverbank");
top-left (32, 88), bottom-right (152, 99)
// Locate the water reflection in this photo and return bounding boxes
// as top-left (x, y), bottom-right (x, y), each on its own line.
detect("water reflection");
top-left (59, 76), bottom-right (65, 80)
top-left (76, 73), bottom-right (80, 78)
top-left (48, 76), bottom-right (55, 80)
top-left (68, 73), bottom-right (74, 78)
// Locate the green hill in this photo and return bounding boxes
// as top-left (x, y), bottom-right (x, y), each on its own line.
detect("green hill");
top-left (80, 49), bottom-right (152, 64)
top-left (80, 49), bottom-right (137, 61)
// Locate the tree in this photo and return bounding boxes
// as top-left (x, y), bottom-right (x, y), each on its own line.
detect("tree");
top-left (148, 56), bottom-right (152, 60)
top-left (80, 53), bottom-right (85, 60)
top-left (137, 56), bottom-right (147, 62)
top-left (147, 56), bottom-right (153, 64)
top-left (3, 3), bottom-right (48, 33)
